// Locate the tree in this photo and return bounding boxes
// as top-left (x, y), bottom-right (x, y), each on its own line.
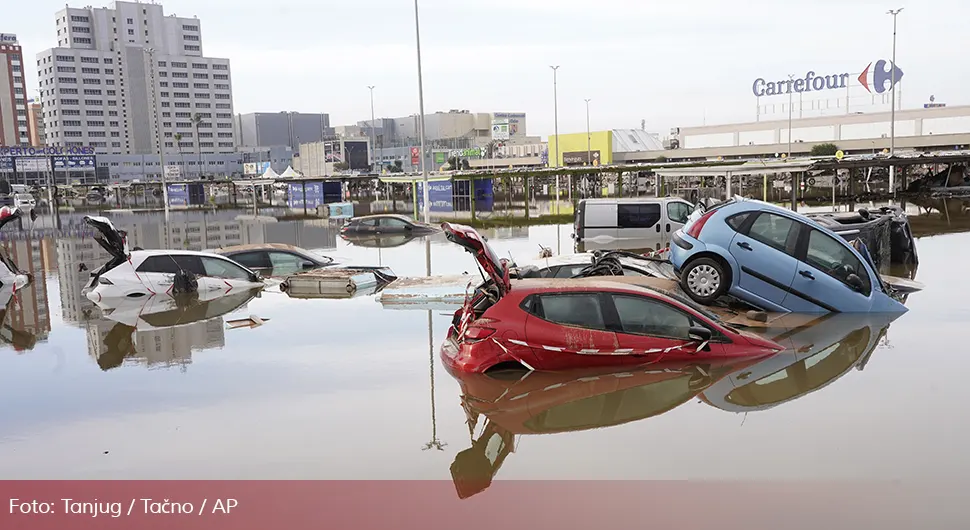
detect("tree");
top-left (386, 160), bottom-right (404, 173)
top-left (334, 162), bottom-right (350, 171)
top-left (447, 157), bottom-right (470, 171)
top-left (655, 155), bottom-right (668, 163)
top-left (810, 143), bottom-right (840, 156)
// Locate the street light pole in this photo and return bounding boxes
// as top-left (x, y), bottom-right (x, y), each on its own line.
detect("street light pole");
top-left (145, 47), bottom-right (168, 215)
top-left (368, 85), bottom-right (377, 173)
top-left (787, 73), bottom-right (794, 158)
top-left (887, 7), bottom-right (903, 199)
top-left (550, 65), bottom-right (560, 208)
top-left (414, 0), bottom-right (429, 223)
top-left (584, 98), bottom-right (591, 167)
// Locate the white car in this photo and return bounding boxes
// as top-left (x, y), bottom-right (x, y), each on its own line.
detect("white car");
top-left (0, 207), bottom-right (31, 291)
top-left (83, 216), bottom-right (266, 303)
top-left (511, 250), bottom-right (676, 280)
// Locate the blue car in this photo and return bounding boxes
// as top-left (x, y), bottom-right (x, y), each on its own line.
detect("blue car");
top-left (669, 197), bottom-right (906, 313)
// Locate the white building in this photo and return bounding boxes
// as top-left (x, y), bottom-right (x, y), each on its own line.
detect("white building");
top-left (35, 1), bottom-right (235, 173)
top-left (0, 33), bottom-right (29, 145)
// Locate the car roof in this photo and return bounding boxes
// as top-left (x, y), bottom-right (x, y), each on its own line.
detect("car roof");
top-left (352, 214), bottom-right (413, 222)
top-left (511, 277), bottom-right (673, 296)
top-left (131, 249), bottom-right (239, 259)
top-left (581, 197), bottom-right (688, 204)
top-left (213, 243), bottom-right (304, 254)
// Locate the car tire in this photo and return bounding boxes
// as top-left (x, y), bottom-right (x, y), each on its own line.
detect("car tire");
top-left (680, 257), bottom-right (728, 305)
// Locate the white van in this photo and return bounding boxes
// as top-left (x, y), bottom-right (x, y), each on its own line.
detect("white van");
top-left (572, 197), bottom-right (695, 252)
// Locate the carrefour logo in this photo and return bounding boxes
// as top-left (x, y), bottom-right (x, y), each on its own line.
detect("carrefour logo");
top-left (752, 60), bottom-right (903, 97)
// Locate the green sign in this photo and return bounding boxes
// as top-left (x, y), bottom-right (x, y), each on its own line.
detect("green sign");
top-left (434, 152), bottom-right (447, 165)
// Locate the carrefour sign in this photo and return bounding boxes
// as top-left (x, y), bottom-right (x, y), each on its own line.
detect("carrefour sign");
top-left (752, 59), bottom-right (904, 97)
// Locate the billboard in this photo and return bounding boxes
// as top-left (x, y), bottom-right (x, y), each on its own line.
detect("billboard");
top-left (0, 157), bottom-right (12, 171)
top-left (752, 59), bottom-right (904, 97)
top-left (491, 119), bottom-right (510, 140)
top-left (288, 182), bottom-right (324, 209)
top-left (434, 152), bottom-right (447, 165)
top-left (474, 179), bottom-right (494, 212)
top-left (15, 157), bottom-right (50, 172)
top-left (410, 147), bottom-right (420, 165)
top-left (244, 162), bottom-right (271, 176)
top-left (343, 140), bottom-right (369, 170)
top-left (53, 155), bottom-right (96, 169)
top-left (563, 150), bottom-right (601, 166)
top-left (164, 165), bottom-right (181, 179)
top-left (166, 184), bottom-right (189, 206)
top-left (416, 180), bottom-right (454, 213)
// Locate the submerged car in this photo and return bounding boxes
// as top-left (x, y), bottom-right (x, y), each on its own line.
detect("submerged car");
top-left (339, 214), bottom-right (439, 236)
top-left (212, 243), bottom-right (338, 276)
top-left (0, 207), bottom-right (31, 290)
top-left (670, 197), bottom-right (909, 313)
top-left (440, 222), bottom-right (784, 374)
top-left (82, 216), bottom-right (265, 302)
top-left (512, 250), bottom-right (676, 280)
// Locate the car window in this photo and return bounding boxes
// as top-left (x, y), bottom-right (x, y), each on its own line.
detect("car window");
top-left (666, 202), bottom-right (691, 224)
top-left (229, 251), bottom-right (269, 269)
top-left (554, 264), bottom-right (587, 278)
top-left (747, 213), bottom-right (795, 253)
top-left (379, 217), bottom-right (410, 228)
top-left (725, 212), bottom-right (752, 232)
top-left (533, 294), bottom-right (607, 330)
top-left (612, 295), bottom-right (694, 339)
top-left (136, 254), bottom-right (204, 275)
top-left (269, 251), bottom-right (311, 269)
top-left (804, 229), bottom-right (872, 295)
top-left (618, 203), bottom-right (661, 229)
top-left (201, 256), bottom-right (254, 280)
top-left (358, 218), bottom-right (377, 227)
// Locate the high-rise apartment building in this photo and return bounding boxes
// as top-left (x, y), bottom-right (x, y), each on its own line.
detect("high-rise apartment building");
top-left (35, 1), bottom-right (236, 169)
top-left (27, 100), bottom-right (46, 145)
top-left (234, 112), bottom-right (331, 154)
top-left (0, 33), bottom-right (30, 146)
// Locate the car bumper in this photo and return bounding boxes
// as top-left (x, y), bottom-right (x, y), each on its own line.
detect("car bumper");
top-left (669, 232), bottom-right (704, 271)
top-left (440, 329), bottom-right (514, 374)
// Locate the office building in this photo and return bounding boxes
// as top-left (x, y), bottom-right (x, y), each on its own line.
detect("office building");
top-left (26, 100), bottom-right (45, 145)
top-left (35, 1), bottom-right (236, 166)
top-left (0, 33), bottom-right (29, 146)
top-left (234, 112), bottom-right (331, 154)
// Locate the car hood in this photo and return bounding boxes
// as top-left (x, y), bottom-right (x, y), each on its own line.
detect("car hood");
top-left (0, 207), bottom-right (23, 231)
top-left (441, 222), bottom-right (510, 296)
top-left (84, 215), bottom-right (129, 260)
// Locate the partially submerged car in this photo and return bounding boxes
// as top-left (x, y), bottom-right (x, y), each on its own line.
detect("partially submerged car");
top-left (212, 243), bottom-right (338, 277)
top-left (440, 222), bottom-right (784, 374)
top-left (511, 250), bottom-right (676, 280)
top-left (670, 197), bottom-right (911, 313)
top-left (82, 216), bottom-right (265, 303)
top-left (0, 207), bottom-right (31, 290)
top-left (339, 214), bottom-right (439, 236)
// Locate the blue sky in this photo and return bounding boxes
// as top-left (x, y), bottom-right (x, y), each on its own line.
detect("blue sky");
top-left (10, 0), bottom-right (969, 138)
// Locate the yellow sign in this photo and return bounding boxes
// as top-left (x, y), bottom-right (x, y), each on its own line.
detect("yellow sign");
top-left (835, 150), bottom-right (844, 160)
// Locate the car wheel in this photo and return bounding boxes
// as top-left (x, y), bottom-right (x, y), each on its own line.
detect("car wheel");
top-left (680, 257), bottom-right (728, 305)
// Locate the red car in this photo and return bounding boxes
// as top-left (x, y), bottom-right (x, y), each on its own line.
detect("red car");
top-left (441, 222), bottom-right (785, 374)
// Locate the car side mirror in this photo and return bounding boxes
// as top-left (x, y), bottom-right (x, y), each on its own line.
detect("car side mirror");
top-left (846, 273), bottom-right (864, 292)
top-left (302, 261), bottom-right (315, 269)
top-left (688, 326), bottom-right (712, 342)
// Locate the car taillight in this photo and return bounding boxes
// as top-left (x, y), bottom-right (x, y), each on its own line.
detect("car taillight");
top-left (464, 326), bottom-right (496, 341)
top-left (686, 210), bottom-right (716, 239)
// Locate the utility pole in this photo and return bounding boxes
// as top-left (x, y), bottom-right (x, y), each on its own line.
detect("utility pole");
top-left (368, 85), bottom-right (377, 174)
top-left (550, 65), bottom-right (560, 208)
top-left (887, 7), bottom-right (903, 200)
top-left (787, 73), bottom-right (794, 158)
top-left (414, 0), bottom-right (429, 223)
top-left (584, 98), bottom-right (591, 167)
top-left (146, 47), bottom-right (168, 215)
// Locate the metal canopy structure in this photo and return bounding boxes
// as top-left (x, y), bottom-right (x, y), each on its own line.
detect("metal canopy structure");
top-left (653, 159), bottom-right (819, 178)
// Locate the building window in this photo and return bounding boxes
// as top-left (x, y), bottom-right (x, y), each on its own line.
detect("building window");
top-left (106, 79), bottom-right (115, 85)
top-left (82, 78), bottom-right (101, 85)
top-left (212, 64), bottom-right (228, 71)
top-left (195, 103), bottom-right (210, 108)
top-left (84, 100), bottom-right (103, 106)
top-left (59, 88), bottom-right (78, 94)
top-left (214, 94), bottom-right (229, 100)
top-left (57, 66), bottom-right (76, 72)
top-left (71, 15), bottom-right (90, 22)
top-left (127, 29), bottom-right (134, 36)
top-left (184, 45), bottom-right (200, 52)
top-left (158, 61), bottom-right (167, 67)
top-left (58, 77), bottom-right (77, 83)
top-left (182, 25), bottom-right (198, 31)
top-left (171, 61), bottom-right (187, 68)
top-left (193, 73), bottom-right (208, 79)
top-left (86, 110), bottom-right (104, 116)
top-left (56, 55), bottom-right (75, 62)
top-left (184, 35), bottom-right (199, 41)
top-left (172, 72), bottom-right (188, 78)
top-left (103, 58), bottom-right (113, 64)
top-left (104, 68), bottom-right (114, 74)
top-left (73, 37), bottom-right (92, 44)
top-left (215, 84), bottom-right (229, 90)
top-left (126, 18), bottom-right (133, 23)
top-left (195, 93), bottom-right (209, 99)
top-left (81, 67), bottom-right (100, 74)
top-left (72, 26), bottom-right (91, 33)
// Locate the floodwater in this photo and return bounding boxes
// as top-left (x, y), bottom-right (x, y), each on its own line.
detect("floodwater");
top-left (1, 200), bottom-right (969, 490)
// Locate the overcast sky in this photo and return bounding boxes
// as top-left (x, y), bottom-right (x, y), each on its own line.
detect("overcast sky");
top-left (11, 0), bottom-right (969, 138)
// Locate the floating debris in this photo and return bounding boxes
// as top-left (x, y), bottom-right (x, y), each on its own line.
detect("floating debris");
top-left (226, 316), bottom-right (270, 329)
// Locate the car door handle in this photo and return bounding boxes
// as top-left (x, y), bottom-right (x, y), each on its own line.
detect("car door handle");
top-left (666, 223), bottom-right (671, 232)
top-left (655, 224), bottom-right (660, 233)
top-left (736, 242), bottom-right (752, 251)
top-left (799, 270), bottom-right (815, 280)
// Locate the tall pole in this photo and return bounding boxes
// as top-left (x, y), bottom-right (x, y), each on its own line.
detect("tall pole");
top-left (368, 85), bottom-right (377, 173)
top-left (414, 0), bottom-right (429, 223)
top-left (550, 66), bottom-right (560, 208)
top-left (584, 98), bottom-right (591, 166)
top-left (888, 8), bottom-right (903, 200)
top-left (787, 73), bottom-right (794, 158)
top-left (146, 48), bottom-right (168, 216)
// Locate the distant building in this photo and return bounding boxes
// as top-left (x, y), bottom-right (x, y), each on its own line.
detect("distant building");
top-left (26, 101), bottom-right (45, 146)
top-left (35, 1), bottom-right (237, 159)
top-left (234, 112), bottom-right (332, 154)
top-left (0, 32), bottom-right (29, 145)
top-left (548, 129), bottom-right (664, 167)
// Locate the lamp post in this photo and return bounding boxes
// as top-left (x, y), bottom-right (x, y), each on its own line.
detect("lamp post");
top-left (368, 85), bottom-right (377, 173)
top-left (584, 98), bottom-right (591, 168)
top-left (414, 0), bottom-right (429, 223)
top-left (145, 47), bottom-right (168, 215)
top-left (787, 73), bottom-right (794, 158)
top-left (550, 66), bottom-right (561, 209)
top-left (887, 7), bottom-right (903, 199)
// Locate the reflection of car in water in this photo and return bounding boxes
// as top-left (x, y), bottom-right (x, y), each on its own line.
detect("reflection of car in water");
top-left (0, 207), bottom-right (32, 290)
top-left (82, 216), bottom-right (265, 302)
top-left (340, 232), bottom-right (420, 249)
top-left (94, 287), bottom-right (262, 371)
top-left (446, 357), bottom-right (764, 499)
top-left (0, 285), bottom-right (37, 351)
top-left (339, 214), bottom-right (439, 236)
top-left (699, 313), bottom-right (900, 413)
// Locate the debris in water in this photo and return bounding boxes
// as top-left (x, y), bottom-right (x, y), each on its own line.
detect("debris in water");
top-left (226, 316), bottom-right (269, 329)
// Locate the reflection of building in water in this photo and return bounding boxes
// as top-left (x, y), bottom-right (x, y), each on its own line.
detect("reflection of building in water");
top-left (86, 317), bottom-right (226, 370)
top-left (0, 237), bottom-right (52, 339)
top-left (56, 237), bottom-right (112, 326)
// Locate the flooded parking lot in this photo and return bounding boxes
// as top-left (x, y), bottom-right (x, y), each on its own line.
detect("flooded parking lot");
top-left (1, 203), bottom-right (970, 489)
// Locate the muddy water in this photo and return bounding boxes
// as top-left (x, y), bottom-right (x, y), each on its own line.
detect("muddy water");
top-left (0, 207), bottom-right (968, 488)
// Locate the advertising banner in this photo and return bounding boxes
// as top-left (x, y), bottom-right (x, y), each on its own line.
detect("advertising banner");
top-left (410, 147), bottom-right (420, 165)
top-left (474, 178), bottom-right (494, 212)
top-left (416, 180), bottom-right (454, 213)
top-left (434, 152), bottom-right (447, 165)
top-left (164, 165), bottom-right (181, 179)
top-left (563, 150), bottom-right (600, 165)
top-left (491, 119), bottom-right (510, 140)
top-left (287, 182), bottom-right (325, 209)
top-left (167, 184), bottom-right (189, 206)
top-left (15, 157), bottom-right (50, 172)
top-left (53, 155), bottom-right (96, 169)
top-left (0, 157), bottom-right (11, 171)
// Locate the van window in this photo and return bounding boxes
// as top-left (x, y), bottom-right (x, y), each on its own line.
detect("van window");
top-left (617, 204), bottom-right (661, 228)
top-left (666, 202), bottom-right (691, 224)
